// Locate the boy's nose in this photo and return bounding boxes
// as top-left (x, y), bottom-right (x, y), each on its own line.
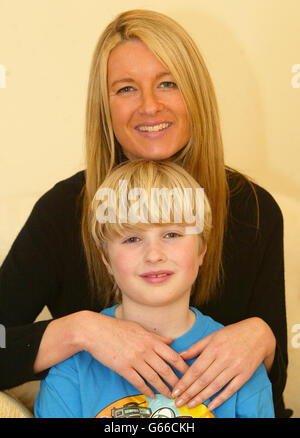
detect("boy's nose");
top-left (144, 242), bottom-right (167, 264)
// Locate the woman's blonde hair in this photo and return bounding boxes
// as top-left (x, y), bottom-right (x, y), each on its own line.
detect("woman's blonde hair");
top-left (89, 160), bottom-right (212, 306)
top-left (81, 9), bottom-right (231, 307)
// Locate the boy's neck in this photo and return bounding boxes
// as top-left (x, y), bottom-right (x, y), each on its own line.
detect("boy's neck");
top-left (114, 296), bottom-right (195, 339)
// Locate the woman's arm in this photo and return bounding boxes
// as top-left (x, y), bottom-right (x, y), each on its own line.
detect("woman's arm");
top-left (0, 321), bottom-right (51, 389)
top-left (0, 194), bottom-right (62, 389)
top-left (33, 310), bottom-right (189, 399)
top-left (32, 313), bottom-right (85, 374)
top-left (172, 183), bottom-right (288, 415)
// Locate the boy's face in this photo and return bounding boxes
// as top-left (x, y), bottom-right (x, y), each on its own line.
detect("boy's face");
top-left (101, 224), bottom-right (206, 309)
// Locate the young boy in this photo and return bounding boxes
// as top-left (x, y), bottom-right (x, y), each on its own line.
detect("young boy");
top-left (35, 160), bottom-right (274, 418)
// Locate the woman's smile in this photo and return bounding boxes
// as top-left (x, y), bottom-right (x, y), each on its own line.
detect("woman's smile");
top-left (134, 121), bottom-right (173, 141)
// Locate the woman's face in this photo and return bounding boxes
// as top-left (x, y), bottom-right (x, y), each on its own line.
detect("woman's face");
top-left (107, 40), bottom-right (191, 160)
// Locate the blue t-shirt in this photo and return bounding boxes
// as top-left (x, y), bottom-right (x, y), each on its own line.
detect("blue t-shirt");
top-left (35, 306), bottom-right (274, 418)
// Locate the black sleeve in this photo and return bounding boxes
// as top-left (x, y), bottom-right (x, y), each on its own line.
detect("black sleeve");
top-left (201, 179), bottom-right (290, 417)
top-left (245, 187), bottom-right (288, 417)
top-left (0, 193), bottom-right (62, 389)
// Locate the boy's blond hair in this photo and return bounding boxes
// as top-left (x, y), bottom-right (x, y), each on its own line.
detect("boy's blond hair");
top-left (89, 160), bottom-right (212, 306)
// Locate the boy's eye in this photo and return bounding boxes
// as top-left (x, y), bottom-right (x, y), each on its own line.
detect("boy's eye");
top-left (123, 236), bottom-right (140, 243)
top-left (165, 232), bottom-right (181, 239)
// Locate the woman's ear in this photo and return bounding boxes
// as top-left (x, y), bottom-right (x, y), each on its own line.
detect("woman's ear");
top-left (100, 250), bottom-right (113, 276)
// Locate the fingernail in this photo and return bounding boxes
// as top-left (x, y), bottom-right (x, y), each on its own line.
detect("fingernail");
top-left (175, 397), bottom-right (185, 407)
top-left (187, 400), bottom-right (199, 409)
top-left (172, 389), bottom-right (180, 398)
top-left (208, 402), bottom-right (216, 411)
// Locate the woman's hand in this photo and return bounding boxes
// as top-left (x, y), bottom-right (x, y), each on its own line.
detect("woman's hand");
top-left (34, 310), bottom-right (188, 399)
top-left (171, 317), bottom-right (276, 411)
top-left (78, 311), bottom-right (189, 399)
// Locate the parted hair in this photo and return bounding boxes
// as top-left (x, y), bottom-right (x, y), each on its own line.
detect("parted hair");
top-left (81, 9), bottom-right (235, 307)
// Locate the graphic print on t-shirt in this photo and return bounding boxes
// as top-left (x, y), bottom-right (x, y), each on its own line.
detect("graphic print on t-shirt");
top-left (95, 393), bottom-right (215, 418)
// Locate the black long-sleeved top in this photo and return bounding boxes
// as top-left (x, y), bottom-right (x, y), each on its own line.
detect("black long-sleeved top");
top-left (0, 170), bottom-right (290, 417)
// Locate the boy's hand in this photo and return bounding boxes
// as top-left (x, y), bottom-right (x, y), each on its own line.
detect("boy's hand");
top-left (171, 317), bottom-right (276, 411)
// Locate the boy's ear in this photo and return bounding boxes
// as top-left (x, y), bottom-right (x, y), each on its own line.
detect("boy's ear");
top-left (198, 243), bottom-right (207, 266)
top-left (100, 250), bottom-right (113, 276)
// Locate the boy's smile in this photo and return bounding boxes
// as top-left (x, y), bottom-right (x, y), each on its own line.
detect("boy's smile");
top-left (139, 269), bottom-right (174, 284)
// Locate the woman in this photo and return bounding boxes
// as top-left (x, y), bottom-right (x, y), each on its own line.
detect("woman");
top-left (0, 9), bottom-right (289, 416)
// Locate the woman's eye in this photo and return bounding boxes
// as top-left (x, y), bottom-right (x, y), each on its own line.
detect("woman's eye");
top-left (117, 86), bottom-right (134, 94)
top-left (159, 81), bottom-right (177, 89)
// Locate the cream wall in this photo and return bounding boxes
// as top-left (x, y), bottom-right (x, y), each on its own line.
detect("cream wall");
top-left (0, 0), bottom-right (299, 417)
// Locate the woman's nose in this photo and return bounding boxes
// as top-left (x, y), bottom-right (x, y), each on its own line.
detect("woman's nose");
top-left (138, 89), bottom-right (164, 115)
